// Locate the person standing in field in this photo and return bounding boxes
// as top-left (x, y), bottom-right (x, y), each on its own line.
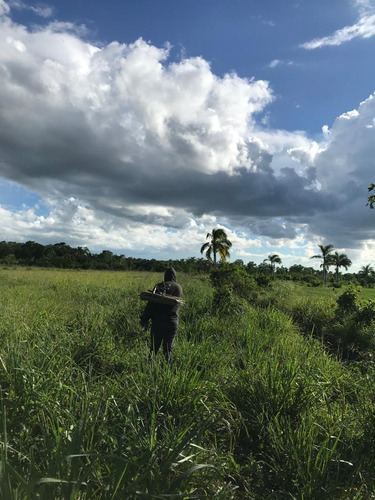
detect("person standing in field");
top-left (140, 267), bottom-right (183, 362)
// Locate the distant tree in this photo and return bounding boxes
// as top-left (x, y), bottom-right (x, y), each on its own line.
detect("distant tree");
top-left (200, 228), bottom-right (232, 266)
top-left (3, 254), bottom-right (18, 266)
top-left (14, 240), bottom-right (44, 264)
top-left (310, 244), bottom-right (335, 284)
top-left (328, 252), bottom-right (352, 282)
top-left (359, 264), bottom-right (374, 277)
top-left (358, 264), bottom-right (374, 285)
top-left (289, 264), bottom-right (304, 274)
top-left (246, 261), bottom-right (257, 274)
top-left (367, 183), bottom-right (375, 209)
top-left (75, 246), bottom-right (91, 268)
top-left (263, 253), bottom-right (282, 276)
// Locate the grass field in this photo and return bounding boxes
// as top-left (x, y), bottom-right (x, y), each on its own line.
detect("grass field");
top-left (292, 283), bottom-right (375, 301)
top-left (0, 268), bottom-right (374, 499)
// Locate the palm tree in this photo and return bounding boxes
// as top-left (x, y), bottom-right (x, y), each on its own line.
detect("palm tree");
top-left (368, 183), bottom-right (375, 209)
top-left (263, 253), bottom-right (282, 276)
top-left (310, 244), bottom-right (334, 284)
top-left (358, 264), bottom-right (374, 284)
top-left (200, 228), bottom-right (232, 266)
top-left (328, 252), bottom-right (352, 282)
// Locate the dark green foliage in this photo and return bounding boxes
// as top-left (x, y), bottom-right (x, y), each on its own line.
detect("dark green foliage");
top-left (209, 265), bottom-right (254, 317)
top-left (336, 284), bottom-right (375, 327)
top-left (0, 240), bottom-right (369, 291)
top-left (210, 265), bottom-right (258, 302)
top-left (301, 275), bottom-right (321, 287)
top-left (337, 283), bottom-right (361, 314)
top-left (326, 317), bottom-right (375, 359)
top-left (367, 182), bottom-right (375, 209)
top-left (323, 284), bottom-right (375, 359)
top-left (212, 284), bottom-right (247, 317)
top-left (287, 298), bottom-right (335, 338)
top-left (356, 299), bottom-right (375, 324)
top-left (0, 240), bottom-right (212, 274)
top-left (254, 273), bottom-right (271, 287)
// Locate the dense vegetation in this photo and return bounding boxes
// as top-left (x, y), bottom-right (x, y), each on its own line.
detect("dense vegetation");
top-left (1, 240), bottom-right (375, 287)
top-left (1, 267), bottom-right (375, 499)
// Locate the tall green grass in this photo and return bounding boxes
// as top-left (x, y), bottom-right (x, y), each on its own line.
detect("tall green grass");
top-left (0, 269), bottom-right (374, 498)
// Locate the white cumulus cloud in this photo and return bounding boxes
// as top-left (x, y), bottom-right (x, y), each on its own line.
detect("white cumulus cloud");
top-left (288, 92), bottom-right (375, 250)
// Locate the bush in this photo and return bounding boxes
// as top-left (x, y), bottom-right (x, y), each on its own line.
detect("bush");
top-left (254, 273), bottom-right (271, 287)
top-left (326, 317), bottom-right (375, 359)
top-left (337, 284), bottom-right (361, 314)
top-left (336, 284), bottom-right (375, 325)
top-left (326, 284), bottom-right (375, 358)
top-left (210, 265), bottom-right (258, 303)
top-left (285, 298), bottom-right (335, 338)
top-left (212, 284), bottom-right (247, 317)
top-left (356, 299), bottom-right (375, 324)
top-left (301, 276), bottom-right (321, 287)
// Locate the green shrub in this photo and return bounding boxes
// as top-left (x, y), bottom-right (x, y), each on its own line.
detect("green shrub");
top-left (356, 299), bottom-right (375, 324)
top-left (331, 285), bottom-right (375, 357)
top-left (301, 275), bottom-right (321, 287)
top-left (254, 273), bottom-right (271, 287)
top-left (337, 284), bottom-right (375, 326)
top-left (285, 298), bottom-right (335, 338)
top-left (337, 284), bottom-right (361, 314)
top-left (212, 284), bottom-right (247, 317)
top-left (326, 317), bottom-right (375, 359)
top-left (210, 265), bottom-right (258, 302)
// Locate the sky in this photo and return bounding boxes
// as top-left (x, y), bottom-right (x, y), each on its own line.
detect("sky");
top-left (0, 0), bottom-right (374, 271)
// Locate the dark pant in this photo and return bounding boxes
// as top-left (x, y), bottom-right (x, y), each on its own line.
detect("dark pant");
top-left (149, 321), bottom-right (178, 362)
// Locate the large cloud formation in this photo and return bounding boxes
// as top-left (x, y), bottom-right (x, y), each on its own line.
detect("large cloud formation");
top-left (289, 94), bottom-right (375, 248)
top-left (0, 1), bottom-right (374, 265)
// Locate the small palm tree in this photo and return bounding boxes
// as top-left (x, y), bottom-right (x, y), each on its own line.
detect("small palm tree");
top-left (328, 252), bottom-right (352, 282)
top-left (310, 244), bottom-right (334, 284)
top-left (263, 253), bottom-right (282, 276)
top-left (358, 264), bottom-right (374, 283)
top-left (200, 228), bottom-right (232, 266)
top-left (367, 183), bottom-right (375, 209)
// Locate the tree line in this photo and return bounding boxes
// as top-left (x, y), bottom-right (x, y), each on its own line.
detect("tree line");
top-left (0, 240), bottom-right (210, 273)
top-left (1, 238), bottom-right (374, 287)
top-left (199, 229), bottom-right (375, 286)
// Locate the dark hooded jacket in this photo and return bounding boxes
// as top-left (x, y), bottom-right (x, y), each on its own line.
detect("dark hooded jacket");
top-left (141, 268), bottom-right (183, 325)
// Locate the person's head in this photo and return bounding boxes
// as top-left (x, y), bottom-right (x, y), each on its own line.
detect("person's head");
top-left (164, 267), bottom-right (177, 282)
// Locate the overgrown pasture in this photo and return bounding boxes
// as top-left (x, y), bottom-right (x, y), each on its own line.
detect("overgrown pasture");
top-left (0, 268), bottom-right (375, 499)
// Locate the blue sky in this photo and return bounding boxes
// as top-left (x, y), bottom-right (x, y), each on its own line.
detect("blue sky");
top-left (0, 0), bottom-right (375, 270)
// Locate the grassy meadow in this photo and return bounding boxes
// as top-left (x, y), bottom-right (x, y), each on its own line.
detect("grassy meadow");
top-left (0, 268), bottom-right (375, 499)
top-left (291, 284), bottom-right (375, 301)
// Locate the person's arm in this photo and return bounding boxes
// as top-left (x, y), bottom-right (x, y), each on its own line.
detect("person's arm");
top-left (140, 302), bottom-right (155, 329)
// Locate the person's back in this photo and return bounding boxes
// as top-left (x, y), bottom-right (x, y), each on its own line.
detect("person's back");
top-left (140, 267), bottom-right (182, 361)
top-left (151, 268), bottom-right (182, 323)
